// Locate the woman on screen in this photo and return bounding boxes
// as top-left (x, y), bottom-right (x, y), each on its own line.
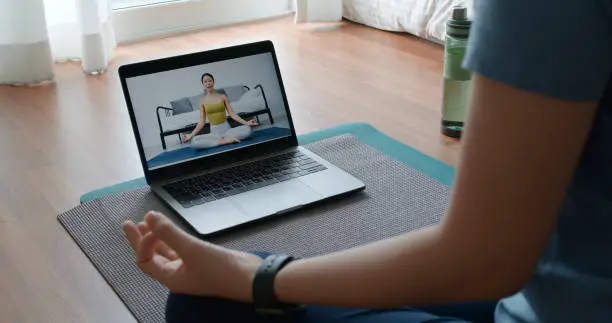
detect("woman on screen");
top-left (181, 73), bottom-right (259, 149)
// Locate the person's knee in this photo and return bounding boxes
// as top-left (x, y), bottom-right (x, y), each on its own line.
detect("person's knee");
top-left (166, 292), bottom-right (231, 323)
top-left (166, 291), bottom-right (262, 323)
top-left (234, 125), bottom-right (253, 140)
top-left (166, 292), bottom-right (201, 323)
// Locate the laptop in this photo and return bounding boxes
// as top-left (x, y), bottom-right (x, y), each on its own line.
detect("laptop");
top-left (118, 40), bottom-right (365, 236)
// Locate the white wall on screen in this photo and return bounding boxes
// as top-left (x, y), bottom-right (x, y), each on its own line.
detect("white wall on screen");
top-left (126, 52), bottom-right (288, 152)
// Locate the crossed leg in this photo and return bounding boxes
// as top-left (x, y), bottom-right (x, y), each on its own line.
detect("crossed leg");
top-left (224, 124), bottom-right (253, 141)
top-left (191, 125), bottom-right (253, 150)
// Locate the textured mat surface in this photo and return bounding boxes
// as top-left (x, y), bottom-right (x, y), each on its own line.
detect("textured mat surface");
top-left (58, 134), bottom-right (451, 323)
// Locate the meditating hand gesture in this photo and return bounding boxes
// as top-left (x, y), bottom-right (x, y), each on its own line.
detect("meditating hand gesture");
top-left (181, 134), bottom-right (192, 143)
top-left (246, 119), bottom-right (258, 126)
top-left (122, 211), bottom-right (262, 301)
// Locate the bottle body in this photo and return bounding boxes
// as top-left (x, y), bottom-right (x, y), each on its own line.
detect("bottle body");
top-left (441, 7), bottom-right (471, 139)
top-left (441, 34), bottom-right (471, 138)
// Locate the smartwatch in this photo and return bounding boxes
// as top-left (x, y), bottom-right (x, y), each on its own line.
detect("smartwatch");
top-left (252, 254), bottom-right (306, 315)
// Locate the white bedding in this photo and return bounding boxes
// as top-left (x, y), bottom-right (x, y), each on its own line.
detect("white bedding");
top-left (343, 0), bottom-right (473, 44)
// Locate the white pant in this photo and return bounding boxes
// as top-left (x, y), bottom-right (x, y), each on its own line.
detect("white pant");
top-left (191, 122), bottom-right (252, 149)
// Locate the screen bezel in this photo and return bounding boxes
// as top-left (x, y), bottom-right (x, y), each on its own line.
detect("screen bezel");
top-left (118, 40), bottom-right (298, 184)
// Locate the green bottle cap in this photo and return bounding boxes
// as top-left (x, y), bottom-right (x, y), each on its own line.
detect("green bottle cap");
top-left (447, 6), bottom-right (471, 38)
top-left (452, 6), bottom-right (467, 20)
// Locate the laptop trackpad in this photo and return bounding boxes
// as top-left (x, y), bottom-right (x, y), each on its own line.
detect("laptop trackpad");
top-left (228, 181), bottom-right (322, 218)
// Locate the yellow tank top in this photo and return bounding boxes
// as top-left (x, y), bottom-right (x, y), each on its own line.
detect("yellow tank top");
top-left (203, 100), bottom-right (227, 125)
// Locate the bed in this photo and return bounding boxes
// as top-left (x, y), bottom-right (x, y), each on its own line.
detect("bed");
top-left (342, 0), bottom-right (473, 44)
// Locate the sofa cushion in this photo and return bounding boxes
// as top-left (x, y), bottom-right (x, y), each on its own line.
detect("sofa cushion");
top-left (188, 93), bottom-right (205, 112)
top-left (169, 97), bottom-right (193, 115)
top-left (222, 85), bottom-right (248, 102)
top-left (230, 87), bottom-right (266, 113)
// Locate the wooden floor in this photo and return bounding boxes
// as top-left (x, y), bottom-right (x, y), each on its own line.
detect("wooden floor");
top-left (0, 16), bottom-right (460, 322)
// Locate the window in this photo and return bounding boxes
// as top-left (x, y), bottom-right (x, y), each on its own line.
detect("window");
top-left (111, 0), bottom-right (183, 10)
top-left (110, 0), bottom-right (292, 43)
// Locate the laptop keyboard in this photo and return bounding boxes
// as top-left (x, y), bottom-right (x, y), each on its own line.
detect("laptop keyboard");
top-left (163, 150), bottom-right (327, 208)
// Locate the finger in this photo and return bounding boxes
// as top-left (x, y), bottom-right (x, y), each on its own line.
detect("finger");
top-left (139, 216), bottom-right (176, 258)
top-left (137, 221), bottom-right (151, 235)
top-left (122, 221), bottom-right (141, 251)
top-left (137, 233), bottom-right (178, 281)
top-left (145, 211), bottom-right (199, 256)
top-left (156, 241), bottom-right (180, 260)
top-left (137, 231), bottom-right (157, 263)
top-left (146, 225), bottom-right (180, 260)
top-left (160, 259), bottom-right (184, 275)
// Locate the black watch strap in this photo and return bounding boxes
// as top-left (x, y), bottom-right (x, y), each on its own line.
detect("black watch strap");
top-left (252, 254), bottom-right (302, 314)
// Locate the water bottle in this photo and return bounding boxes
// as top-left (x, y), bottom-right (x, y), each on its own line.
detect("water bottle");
top-left (441, 6), bottom-right (472, 139)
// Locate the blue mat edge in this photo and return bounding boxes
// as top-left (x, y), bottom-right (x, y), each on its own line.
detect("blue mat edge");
top-left (79, 123), bottom-right (455, 203)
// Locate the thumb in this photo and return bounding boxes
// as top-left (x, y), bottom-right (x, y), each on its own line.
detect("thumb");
top-left (145, 211), bottom-right (199, 256)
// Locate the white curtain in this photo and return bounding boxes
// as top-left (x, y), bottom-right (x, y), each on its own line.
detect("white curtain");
top-left (0, 0), bottom-right (116, 85)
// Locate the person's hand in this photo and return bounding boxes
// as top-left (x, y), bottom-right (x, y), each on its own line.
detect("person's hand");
top-left (122, 211), bottom-right (263, 301)
top-left (181, 134), bottom-right (192, 143)
top-left (246, 120), bottom-right (258, 126)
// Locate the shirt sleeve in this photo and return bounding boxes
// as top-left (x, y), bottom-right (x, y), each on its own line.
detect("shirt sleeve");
top-left (463, 0), bottom-right (612, 101)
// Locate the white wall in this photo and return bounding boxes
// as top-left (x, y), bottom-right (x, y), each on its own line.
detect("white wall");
top-left (113, 0), bottom-right (293, 43)
top-left (126, 52), bottom-right (288, 151)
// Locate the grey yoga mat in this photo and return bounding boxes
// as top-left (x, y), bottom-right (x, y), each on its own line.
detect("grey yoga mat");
top-left (58, 134), bottom-right (451, 323)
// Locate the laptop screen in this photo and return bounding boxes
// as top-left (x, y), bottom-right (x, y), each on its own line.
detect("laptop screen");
top-left (124, 52), bottom-right (292, 171)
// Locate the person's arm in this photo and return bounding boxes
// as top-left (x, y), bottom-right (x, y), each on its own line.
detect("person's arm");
top-left (270, 0), bottom-right (611, 308)
top-left (224, 95), bottom-right (256, 126)
top-left (183, 103), bottom-right (207, 142)
top-left (271, 74), bottom-right (598, 307)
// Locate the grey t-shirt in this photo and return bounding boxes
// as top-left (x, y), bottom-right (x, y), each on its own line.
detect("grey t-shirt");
top-left (463, 0), bottom-right (612, 322)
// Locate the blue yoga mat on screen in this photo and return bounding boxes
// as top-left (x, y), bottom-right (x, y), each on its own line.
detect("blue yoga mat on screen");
top-left (80, 123), bottom-right (455, 203)
top-left (147, 127), bottom-right (292, 169)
